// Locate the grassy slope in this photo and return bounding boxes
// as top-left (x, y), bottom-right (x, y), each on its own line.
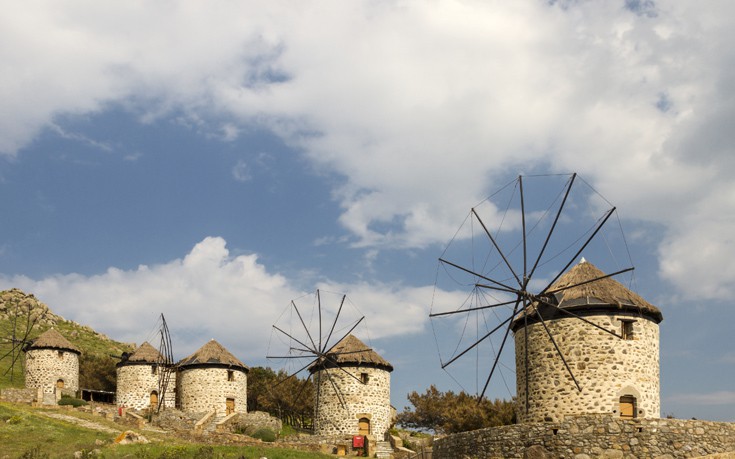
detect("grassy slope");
top-left (0, 402), bottom-right (333, 459)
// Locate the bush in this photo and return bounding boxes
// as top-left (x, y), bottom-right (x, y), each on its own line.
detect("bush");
top-left (58, 396), bottom-right (88, 407)
top-left (251, 427), bottom-right (277, 442)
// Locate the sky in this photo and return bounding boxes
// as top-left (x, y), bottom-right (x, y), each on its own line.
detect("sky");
top-left (0, 0), bottom-right (733, 422)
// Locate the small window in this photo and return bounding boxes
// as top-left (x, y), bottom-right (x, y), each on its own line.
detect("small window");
top-left (621, 320), bottom-right (635, 340)
top-left (57, 350), bottom-right (64, 359)
top-left (227, 370), bottom-right (234, 381)
top-left (56, 379), bottom-right (65, 389)
top-left (151, 365), bottom-right (158, 375)
top-left (360, 373), bottom-right (369, 384)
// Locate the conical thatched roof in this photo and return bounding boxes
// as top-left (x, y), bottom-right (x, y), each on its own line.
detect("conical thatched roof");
top-left (309, 334), bottom-right (393, 373)
top-left (117, 341), bottom-right (168, 367)
top-left (513, 260), bottom-right (662, 329)
top-left (27, 328), bottom-right (81, 354)
top-left (177, 339), bottom-right (248, 372)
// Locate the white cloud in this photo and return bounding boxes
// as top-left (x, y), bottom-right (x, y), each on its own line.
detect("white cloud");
top-left (0, 237), bottom-right (432, 362)
top-left (1, 2), bottom-right (734, 299)
top-left (232, 159), bottom-right (252, 182)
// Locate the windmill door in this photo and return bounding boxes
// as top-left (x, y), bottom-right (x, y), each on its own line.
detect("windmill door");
top-left (226, 398), bottom-right (235, 415)
top-left (358, 417), bottom-right (370, 435)
top-left (150, 391), bottom-right (158, 407)
top-left (56, 379), bottom-right (65, 389)
top-left (619, 396), bottom-right (636, 419)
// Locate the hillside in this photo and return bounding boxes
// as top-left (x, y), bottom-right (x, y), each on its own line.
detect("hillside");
top-left (0, 288), bottom-right (134, 390)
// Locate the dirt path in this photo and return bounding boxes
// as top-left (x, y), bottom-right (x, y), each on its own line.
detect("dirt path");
top-left (41, 412), bottom-right (121, 434)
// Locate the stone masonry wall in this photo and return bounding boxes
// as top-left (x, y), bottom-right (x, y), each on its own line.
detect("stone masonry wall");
top-left (24, 348), bottom-right (79, 394)
top-left (515, 313), bottom-right (659, 422)
top-left (433, 415), bottom-right (735, 459)
top-left (176, 367), bottom-right (247, 415)
top-left (313, 366), bottom-right (391, 439)
top-left (0, 387), bottom-right (41, 404)
top-left (116, 364), bottom-right (176, 410)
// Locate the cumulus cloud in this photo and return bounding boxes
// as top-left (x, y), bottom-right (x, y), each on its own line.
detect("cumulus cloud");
top-left (1, 2), bottom-right (734, 299)
top-left (0, 237), bottom-right (431, 362)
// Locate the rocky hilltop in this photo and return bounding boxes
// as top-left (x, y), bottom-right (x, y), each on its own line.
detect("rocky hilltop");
top-left (0, 288), bottom-right (134, 390)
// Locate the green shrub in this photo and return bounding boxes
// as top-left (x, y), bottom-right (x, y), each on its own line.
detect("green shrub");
top-left (279, 424), bottom-right (297, 437)
top-left (57, 396), bottom-right (88, 407)
top-left (251, 427), bottom-right (277, 442)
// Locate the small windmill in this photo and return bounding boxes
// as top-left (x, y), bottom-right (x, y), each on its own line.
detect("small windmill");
top-left (153, 314), bottom-right (174, 413)
top-left (267, 290), bottom-right (377, 433)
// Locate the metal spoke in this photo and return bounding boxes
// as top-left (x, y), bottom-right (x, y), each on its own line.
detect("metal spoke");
top-left (439, 258), bottom-right (518, 293)
top-left (429, 298), bottom-right (518, 318)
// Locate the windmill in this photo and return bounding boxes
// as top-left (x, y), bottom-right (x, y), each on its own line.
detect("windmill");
top-left (153, 313), bottom-right (174, 413)
top-left (0, 294), bottom-right (47, 384)
top-left (267, 290), bottom-right (390, 435)
top-left (114, 313), bottom-right (175, 413)
top-left (430, 173), bottom-right (656, 420)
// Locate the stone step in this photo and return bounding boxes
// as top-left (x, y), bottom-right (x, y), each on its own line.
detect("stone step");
top-left (375, 441), bottom-right (394, 459)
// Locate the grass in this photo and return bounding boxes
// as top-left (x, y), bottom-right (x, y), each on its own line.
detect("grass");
top-left (0, 402), bottom-right (334, 459)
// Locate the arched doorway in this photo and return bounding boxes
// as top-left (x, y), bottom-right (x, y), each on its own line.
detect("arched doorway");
top-left (619, 395), bottom-right (637, 419)
top-left (150, 391), bottom-right (159, 408)
top-left (358, 417), bottom-right (370, 436)
top-left (56, 379), bottom-right (65, 389)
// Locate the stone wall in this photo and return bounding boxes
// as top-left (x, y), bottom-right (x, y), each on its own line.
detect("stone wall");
top-left (116, 363), bottom-right (176, 410)
top-left (313, 366), bottom-right (391, 439)
top-left (433, 415), bottom-right (735, 459)
top-left (515, 312), bottom-right (659, 422)
top-left (0, 387), bottom-right (41, 404)
top-left (176, 366), bottom-right (247, 415)
top-left (24, 348), bottom-right (79, 394)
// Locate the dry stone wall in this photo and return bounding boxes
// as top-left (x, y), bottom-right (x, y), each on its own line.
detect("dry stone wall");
top-left (313, 366), bottom-right (391, 438)
top-left (116, 364), bottom-right (176, 410)
top-left (176, 366), bottom-right (247, 415)
top-left (515, 313), bottom-right (659, 422)
top-left (433, 415), bottom-right (735, 459)
top-left (24, 348), bottom-right (79, 394)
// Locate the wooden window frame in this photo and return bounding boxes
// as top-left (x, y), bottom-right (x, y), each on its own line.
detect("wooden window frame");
top-left (620, 319), bottom-right (635, 340)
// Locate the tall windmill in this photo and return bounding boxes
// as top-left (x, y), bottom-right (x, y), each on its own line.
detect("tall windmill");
top-left (430, 173), bottom-right (659, 421)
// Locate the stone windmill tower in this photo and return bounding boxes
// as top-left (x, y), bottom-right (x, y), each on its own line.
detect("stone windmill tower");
top-left (24, 328), bottom-right (81, 401)
top-left (309, 334), bottom-right (394, 438)
top-left (512, 260), bottom-right (663, 423)
top-left (116, 341), bottom-right (176, 410)
top-left (176, 339), bottom-right (248, 415)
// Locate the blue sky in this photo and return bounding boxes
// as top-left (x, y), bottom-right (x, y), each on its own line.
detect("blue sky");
top-left (1, 1), bottom-right (733, 422)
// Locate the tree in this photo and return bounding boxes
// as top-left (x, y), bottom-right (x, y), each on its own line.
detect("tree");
top-left (397, 385), bottom-right (515, 434)
top-left (247, 366), bottom-right (314, 428)
top-left (79, 354), bottom-right (118, 392)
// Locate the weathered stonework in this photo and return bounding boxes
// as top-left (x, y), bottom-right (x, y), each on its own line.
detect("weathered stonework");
top-left (313, 365), bottom-right (392, 438)
top-left (24, 347), bottom-right (79, 395)
top-left (515, 312), bottom-right (660, 422)
top-left (433, 415), bottom-right (735, 459)
top-left (175, 339), bottom-right (249, 416)
top-left (176, 366), bottom-right (247, 415)
top-left (116, 363), bottom-right (176, 410)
